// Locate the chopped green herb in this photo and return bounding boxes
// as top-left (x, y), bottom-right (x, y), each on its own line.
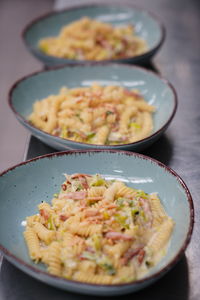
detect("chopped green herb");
top-left (116, 198), bottom-right (126, 207)
top-left (128, 200), bottom-right (134, 207)
top-left (136, 190), bottom-right (148, 199)
top-left (100, 263), bottom-right (116, 275)
top-left (140, 210), bottom-right (147, 221)
top-left (114, 213), bottom-right (129, 229)
top-left (86, 132), bottom-right (96, 139)
top-left (75, 113), bottom-right (83, 123)
top-left (145, 261), bottom-right (152, 267)
top-left (106, 111), bottom-right (114, 116)
top-left (93, 179), bottom-right (105, 186)
top-left (121, 275), bottom-right (136, 282)
top-left (103, 211), bottom-right (110, 220)
top-left (76, 184), bottom-right (83, 191)
top-left (129, 122), bottom-right (141, 129)
top-left (131, 209), bottom-right (140, 217)
top-left (53, 193), bottom-right (58, 198)
top-left (91, 175), bottom-right (106, 187)
top-left (47, 215), bottom-right (55, 230)
top-left (81, 252), bottom-right (96, 261)
top-left (92, 234), bottom-right (101, 251)
top-left (61, 126), bottom-right (68, 139)
top-left (83, 252), bottom-right (116, 275)
top-left (109, 141), bottom-right (122, 145)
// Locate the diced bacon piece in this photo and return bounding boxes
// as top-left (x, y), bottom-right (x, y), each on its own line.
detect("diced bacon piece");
top-left (71, 173), bottom-right (91, 189)
top-left (79, 176), bottom-right (89, 189)
top-left (73, 96), bottom-right (84, 103)
top-left (85, 209), bottom-right (99, 217)
top-left (124, 89), bottom-right (142, 99)
top-left (59, 191), bottom-right (87, 200)
top-left (105, 231), bottom-right (133, 241)
top-left (122, 247), bottom-right (144, 265)
top-left (138, 249), bottom-right (145, 264)
top-left (59, 214), bottom-right (68, 221)
top-left (61, 184), bottom-right (67, 191)
top-left (39, 209), bottom-right (49, 221)
top-left (106, 204), bottom-right (117, 209)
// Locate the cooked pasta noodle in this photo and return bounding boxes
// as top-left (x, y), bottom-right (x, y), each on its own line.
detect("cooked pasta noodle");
top-left (33, 222), bottom-right (55, 244)
top-left (150, 193), bottom-right (167, 227)
top-left (28, 84), bottom-right (155, 145)
top-left (67, 223), bottom-right (102, 237)
top-left (38, 17), bottom-right (148, 61)
top-left (23, 227), bottom-right (41, 261)
top-left (24, 173), bottom-right (174, 284)
top-left (87, 186), bottom-right (106, 198)
top-left (47, 242), bottom-right (61, 276)
top-left (73, 272), bottom-right (114, 284)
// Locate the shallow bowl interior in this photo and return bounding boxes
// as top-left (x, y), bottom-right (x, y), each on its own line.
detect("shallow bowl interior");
top-left (0, 151), bottom-right (193, 296)
top-left (23, 3), bottom-right (164, 66)
top-left (9, 64), bottom-right (177, 152)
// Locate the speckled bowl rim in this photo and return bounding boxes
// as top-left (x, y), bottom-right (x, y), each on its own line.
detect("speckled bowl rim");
top-left (8, 63), bottom-right (178, 149)
top-left (22, 1), bottom-right (166, 64)
top-left (0, 150), bottom-right (194, 289)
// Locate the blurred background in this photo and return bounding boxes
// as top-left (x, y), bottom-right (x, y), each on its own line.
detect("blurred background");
top-left (0, 0), bottom-right (53, 172)
top-left (0, 0), bottom-right (199, 172)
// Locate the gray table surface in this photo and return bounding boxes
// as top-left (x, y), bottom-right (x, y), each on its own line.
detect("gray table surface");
top-left (0, 0), bottom-right (54, 173)
top-left (1, 0), bottom-right (200, 299)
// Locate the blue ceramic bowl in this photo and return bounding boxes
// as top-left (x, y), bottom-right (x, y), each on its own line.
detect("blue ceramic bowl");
top-left (0, 150), bottom-right (194, 295)
top-left (9, 63), bottom-right (177, 152)
top-left (22, 3), bottom-right (165, 67)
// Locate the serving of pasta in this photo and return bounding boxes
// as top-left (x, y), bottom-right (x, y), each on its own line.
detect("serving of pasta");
top-left (28, 84), bottom-right (155, 145)
top-left (24, 173), bottom-right (174, 284)
top-left (38, 17), bottom-right (148, 61)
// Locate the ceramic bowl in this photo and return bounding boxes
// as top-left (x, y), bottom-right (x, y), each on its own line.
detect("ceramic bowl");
top-left (0, 150), bottom-right (194, 295)
top-left (9, 63), bottom-right (177, 152)
top-left (22, 3), bottom-right (165, 67)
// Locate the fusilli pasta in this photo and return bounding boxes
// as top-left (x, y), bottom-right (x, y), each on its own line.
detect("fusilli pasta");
top-left (23, 173), bottom-right (174, 284)
top-left (38, 17), bottom-right (148, 61)
top-left (28, 84), bottom-right (155, 145)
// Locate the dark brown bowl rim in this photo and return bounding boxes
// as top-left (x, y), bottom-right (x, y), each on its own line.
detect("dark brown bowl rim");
top-left (21, 1), bottom-right (166, 64)
top-left (8, 62), bottom-right (178, 149)
top-left (0, 150), bottom-right (194, 289)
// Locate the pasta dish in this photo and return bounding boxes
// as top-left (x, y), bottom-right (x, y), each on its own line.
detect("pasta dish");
top-left (28, 84), bottom-right (155, 145)
top-left (24, 173), bottom-right (174, 284)
top-left (38, 17), bottom-right (148, 61)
